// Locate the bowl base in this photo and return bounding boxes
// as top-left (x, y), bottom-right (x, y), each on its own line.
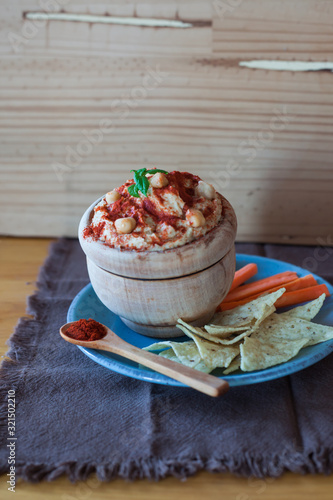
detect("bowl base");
top-left (120, 310), bottom-right (215, 338)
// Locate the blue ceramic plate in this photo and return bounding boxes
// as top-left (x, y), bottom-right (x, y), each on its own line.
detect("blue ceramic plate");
top-left (67, 254), bottom-right (333, 387)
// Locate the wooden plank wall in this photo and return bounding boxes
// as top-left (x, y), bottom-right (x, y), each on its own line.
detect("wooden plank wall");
top-left (0, 0), bottom-right (332, 244)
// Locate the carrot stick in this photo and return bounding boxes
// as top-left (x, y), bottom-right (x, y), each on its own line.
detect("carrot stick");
top-left (218, 283), bottom-right (330, 312)
top-left (229, 263), bottom-right (258, 291)
top-left (249, 274), bottom-right (317, 297)
top-left (275, 284), bottom-right (330, 309)
top-left (223, 271), bottom-right (298, 303)
top-left (217, 275), bottom-right (318, 312)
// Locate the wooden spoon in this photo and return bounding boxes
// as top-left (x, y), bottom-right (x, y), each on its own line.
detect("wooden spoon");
top-left (60, 322), bottom-right (229, 397)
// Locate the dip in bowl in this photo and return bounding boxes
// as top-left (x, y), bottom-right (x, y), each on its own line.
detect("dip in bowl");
top-left (79, 169), bottom-right (237, 337)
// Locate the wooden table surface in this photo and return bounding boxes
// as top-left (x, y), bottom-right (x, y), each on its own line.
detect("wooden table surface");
top-left (1, 237), bottom-right (332, 499)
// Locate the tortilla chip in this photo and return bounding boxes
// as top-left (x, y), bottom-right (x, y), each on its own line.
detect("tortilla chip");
top-left (157, 347), bottom-right (178, 362)
top-left (180, 323), bottom-right (253, 345)
top-left (176, 320), bottom-right (207, 338)
top-left (143, 341), bottom-right (213, 373)
top-left (159, 348), bottom-right (213, 373)
top-left (239, 308), bottom-right (333, 371)
top-left (144, 340), bottom-right (200, 365)
top-left (206, 288), bottom-right (286, 335)
top-left (176, 324), bottom-right (239, 368)
top-left (177, 318), bottom-right (250, 346)
top-left (240, 336), bottom-right (309, 371)
top-left (250, 313), bottom-right (333, 346)
top-left (302, 320), bottom-right (333, 346)
top-left (279, 293), bottom-right (326, 321)
top-left (177, 289), bottom-right (286, 345)
top-left (143, 341), bottom-right (174, 351)
top-left (144, 290), bottom-right (331, 376)
top-left (177, 318), bottom-right (248, 345)
top-left (205, 323), bottom-right (253, 336)
top-left (223, 356), bottom-right (241, 374)
top-left (201, 327), bottom-right (254, 343)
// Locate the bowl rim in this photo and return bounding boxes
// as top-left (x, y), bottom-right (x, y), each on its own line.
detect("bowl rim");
top-left (78, 192), bottom-right (237, 279)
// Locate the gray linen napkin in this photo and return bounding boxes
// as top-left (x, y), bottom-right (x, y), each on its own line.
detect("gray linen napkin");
top-left (0, 239), bottom-right (332, 482)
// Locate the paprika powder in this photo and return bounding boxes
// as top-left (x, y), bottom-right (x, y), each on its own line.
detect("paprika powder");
top-left (66, 318), bottom-right (107, 341)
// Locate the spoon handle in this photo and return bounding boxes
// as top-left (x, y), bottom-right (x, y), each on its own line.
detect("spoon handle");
top-left (97, 335), bottom-right (229, 397)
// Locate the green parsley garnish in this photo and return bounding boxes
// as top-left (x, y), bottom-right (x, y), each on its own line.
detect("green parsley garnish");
top-left (128, 168), bottom-right (168, 197)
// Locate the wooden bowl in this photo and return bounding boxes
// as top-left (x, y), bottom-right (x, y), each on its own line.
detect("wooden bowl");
top-left (79, 194), bottom-right (237, 337)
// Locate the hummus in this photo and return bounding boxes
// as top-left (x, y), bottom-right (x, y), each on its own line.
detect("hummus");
top-left (84, 170), bottom-right (223, 252)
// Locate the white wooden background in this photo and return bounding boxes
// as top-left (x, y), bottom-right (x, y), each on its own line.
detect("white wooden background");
top-left (0, 0), bottom-right (333, 244)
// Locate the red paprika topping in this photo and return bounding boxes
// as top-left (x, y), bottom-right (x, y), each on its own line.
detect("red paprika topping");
top-left (83, 169), bottom-right (222, 252)
top-left (167, 171), bottom-right (199, 207)
top-left (66, 318), bottom-right (107, 341)
top-left (83, 222), bottom-right (105, 240)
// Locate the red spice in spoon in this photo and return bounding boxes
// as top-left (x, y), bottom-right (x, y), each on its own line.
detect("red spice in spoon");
top-left (66, 318), bottom-right (107, 341)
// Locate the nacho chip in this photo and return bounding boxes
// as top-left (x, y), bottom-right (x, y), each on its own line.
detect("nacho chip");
top-left (159, 348), bottom-right (213, 373)
top-left (279, 293), bottom-right (326, 321)
top-left (144, 289), bottom-right (331, 377)
top-left (204, 324), bottom-right (253, 338)
top-left (176, 323), bottom-right (239, 368)
top-left (177, 318), bottom-right (247, 346)
top-left (176, 320), bottom-right (208, 338)
top-left (240, 336), bottom-right (309, 371)
top-left (206, 288), bottom-right (286, 335)
top-left (252, 313), bottom-right (333, 347)
top-left (143, 341), bottom-right (213, 373)
top-left (223, 356), bottom-right (241, 374)
top-left (178, 320), bottom-right (253, 345)
top-left (239, 307), bottom-right (333, 371)
top-left (157, 347), bottom-right (178, 362)
top-left (144, 340), bottom-right (200, 365)
top-left (177, 289), bottom-right (286, 346)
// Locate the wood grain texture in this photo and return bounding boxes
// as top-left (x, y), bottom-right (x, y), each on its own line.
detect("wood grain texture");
top-left (0, 237), bottom-right (53, 346)
top-left (1, 472), bottom-right (333, 500)
top-left (213, 0), bottom-right (333, 59)
top-left (0, 0), bottom-right (333, 244)
top-left (1, 237), bottom-right (333, 496)
top-left (86, 246), bottom-right (235, 336)
top-left (60, 323), bottom-right (230, 396)
top-left (1, 0), bottom-right (212, 58)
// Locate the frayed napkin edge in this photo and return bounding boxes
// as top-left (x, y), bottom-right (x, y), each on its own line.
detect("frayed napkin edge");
top-left (1, 449), bottom-right (333, 483)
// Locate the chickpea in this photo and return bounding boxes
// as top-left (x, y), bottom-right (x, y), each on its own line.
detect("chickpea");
top-left (150, 172), bottom-right (169, 188)
top-left (186, 209), bottom-right (206, 228)
top-left (196, 181), bottom-right (216, 200)
top-left (115, 217), bottom-right (136, 234)
top-left (106, 190), bottom-right (121, 204)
